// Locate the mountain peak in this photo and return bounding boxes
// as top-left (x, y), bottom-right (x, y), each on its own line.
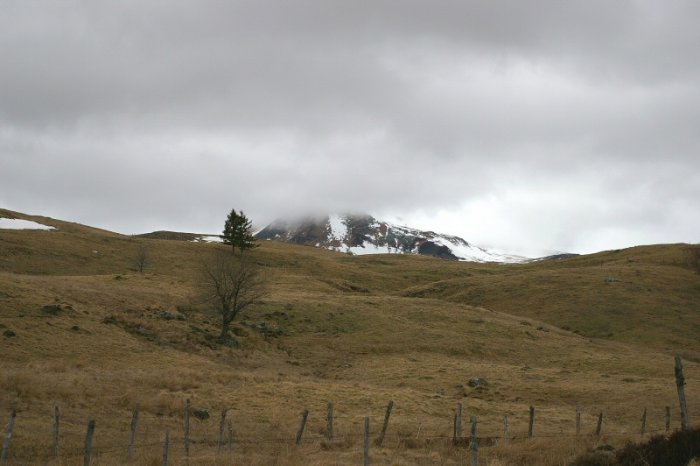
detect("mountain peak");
top-left (256, 213), bottom-right (526, 263)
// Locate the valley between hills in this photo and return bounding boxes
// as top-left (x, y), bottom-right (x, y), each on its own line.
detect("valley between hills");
top-left (1, 208), bottom-right (698, 465)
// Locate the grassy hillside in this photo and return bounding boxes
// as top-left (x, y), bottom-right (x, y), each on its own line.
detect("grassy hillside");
top-left (1, 208), bottom-right (698, 465)
top-left (402, 245), bottom-right (700, 356)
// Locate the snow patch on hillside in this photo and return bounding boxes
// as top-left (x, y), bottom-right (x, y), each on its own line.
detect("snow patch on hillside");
top-left (0, 218), bottom-right (55, 230)
top-left (191, 234), bottom-right (223, 243)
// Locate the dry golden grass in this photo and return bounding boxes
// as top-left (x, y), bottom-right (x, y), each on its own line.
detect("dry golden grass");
top-left (1, 208), bottom-right (699, 465)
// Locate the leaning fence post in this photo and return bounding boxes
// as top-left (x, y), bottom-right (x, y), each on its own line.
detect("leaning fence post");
top-left (596, 412), bottom-right (603, 437)
top-left (52, 406), bottom-right (60, 459)
top-left (363, 417), bottom-right (370, 466)
top-left (470, 416), bottom-right (478, 466)
top-left (528, 406), bottom-right (535, 438)
top-left (576, 404), bottom-right (581, 435)
top-left (502, 415), bottom-right (509, 444)
top-left (163, 429), bottom-right (170, 466)
top-left (665, 406), bottom-right (671, 432)
top-left (128, 406), bottom-right (139, 461)
top-left (184, 399), bottom-right (190, 456)
top-left (377, 400), bottom-right (393, 446)
top-left (83, 419), bottom-right (95, 466)
top-left (640, 408), bottom-right (647, 437)
top-left (326, 402), bottom-right (334, 440)
top-left (675, 356), bottom-right (689, 430)
top-left (1, 409), bottom-right (16, 466)
top-left (295, 410), bottom-right (309, 446)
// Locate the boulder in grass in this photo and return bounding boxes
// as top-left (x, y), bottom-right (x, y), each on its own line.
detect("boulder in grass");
top-left (468, 377), bottom-right (487, 388)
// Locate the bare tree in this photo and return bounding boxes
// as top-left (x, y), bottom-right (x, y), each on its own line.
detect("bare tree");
top-left (134, 245), bottom-right (150, 274)
top-left (199, 250), bottom-right (266, 343)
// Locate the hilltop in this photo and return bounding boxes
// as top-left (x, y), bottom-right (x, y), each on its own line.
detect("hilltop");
top-left (0, 208), bottom-right (698, 465)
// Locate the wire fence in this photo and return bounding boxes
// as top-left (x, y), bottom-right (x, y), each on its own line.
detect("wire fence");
top-left (1, 397), bottom-right (697, 465)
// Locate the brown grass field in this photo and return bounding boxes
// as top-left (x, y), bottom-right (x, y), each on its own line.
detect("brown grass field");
top-left (1, 208), bottom-right (698, 465)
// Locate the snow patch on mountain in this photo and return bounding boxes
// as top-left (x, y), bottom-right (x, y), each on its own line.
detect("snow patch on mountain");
top-left (430, 235), bottom-right (523, 263)
top-left (349, 244), bottom-right (390, 255)
top-left (328, 214), bottom-right (348, 242)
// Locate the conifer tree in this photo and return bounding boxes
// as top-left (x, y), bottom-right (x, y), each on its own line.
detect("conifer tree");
top-left (221, 209), bottom-right (258, 255)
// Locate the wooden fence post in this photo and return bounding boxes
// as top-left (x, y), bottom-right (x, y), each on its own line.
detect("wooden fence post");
top-left (675, 356), bottom-right (689, 430)
top-left (363, 417), bottom-right (370, 466)
top-left (640, 408), bottom-right (647, 437)
top-left (184, 399), bottom-right (190, 456)
top-left (128, 406), bottom-right (139, 461)
top-left (163, 429), bottom-right (170, 466)
top-left (52, 406), bottom-right (60, 460)
top-left (502, 415), bottom-right (509, 444)
top-left (665, 406), bottom-right (671, 432)
top-left (377, 400), bottom-right (393, 447)
top-left (1, 409), bottom-right (16, 466)
top-left (455, 403), bottom-right (463, 443)
top-left (470, 416), bottom-right (478, 466)
top-left (227, 420), bottom-right (233, 452)
top-left (83, 419), bottom-right (95, 466)
top-left (596, 412), bottom-right (603, 437)
top-left (218, 409), bottom-right (228, 452)
top-left (453, 412), bottom-right (458, 445)
top-left (576, 404), bottom-right (581, 435)
top-left (326, 402), bottom-right (334, 440)
top-left (296, 410), bottom-right (309, 446)
top-left (528, 406), bottom-right (535, 438)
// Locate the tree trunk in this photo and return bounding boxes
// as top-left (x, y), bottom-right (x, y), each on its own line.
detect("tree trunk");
top-left (219, 320), bottom-right (230, 341)
top-left (218, 303), bottom-right (233, 341)
top-left (218, 315), bottom-right (238, 346)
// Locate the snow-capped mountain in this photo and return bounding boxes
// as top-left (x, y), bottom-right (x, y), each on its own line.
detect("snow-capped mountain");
top-left (256, 214), bottom-right (526, 263)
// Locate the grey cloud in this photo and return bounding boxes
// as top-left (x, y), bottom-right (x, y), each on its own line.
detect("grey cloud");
top-left (4, 1), bottom-right (698, 125)
top-left (1, 1), bottom-right (699, 255)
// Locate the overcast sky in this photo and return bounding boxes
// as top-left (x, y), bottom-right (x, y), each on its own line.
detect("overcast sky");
top-left (1, 1), bottom-right (698, 257)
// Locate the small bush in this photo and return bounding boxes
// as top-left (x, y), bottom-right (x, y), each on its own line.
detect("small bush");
top-left (570, 427), bottom-right (700, 466)
top-left (616, 427), bottom-right (700, 466)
